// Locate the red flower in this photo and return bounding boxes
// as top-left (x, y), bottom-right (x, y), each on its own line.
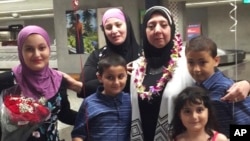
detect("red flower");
top-left (3, 95), bottom-right (50, 125)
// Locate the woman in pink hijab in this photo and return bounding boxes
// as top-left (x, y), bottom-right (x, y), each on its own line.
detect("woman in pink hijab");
top-left (77, 8), bottom-right (142, 98)
top-left (0, 25), bottom-right (77, 141)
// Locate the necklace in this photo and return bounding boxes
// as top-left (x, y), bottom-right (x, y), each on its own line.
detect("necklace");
top-left (134, 35), bottom-right (182, 100)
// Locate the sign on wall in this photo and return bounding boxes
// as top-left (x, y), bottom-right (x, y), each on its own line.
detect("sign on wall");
top-left (186, 24), bottom-right (202, 41)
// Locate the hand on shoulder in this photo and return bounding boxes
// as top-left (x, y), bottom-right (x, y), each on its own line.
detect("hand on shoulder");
top-left (57, 70), bottom-right (83, 93)
top-left (221, 80), bottom-right (250, 102)
top-left (126, 61), bottom-right (133, 75)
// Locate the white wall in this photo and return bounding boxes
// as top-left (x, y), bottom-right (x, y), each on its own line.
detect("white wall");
top-left (207, 4), bottom-right (250, 52)
top-left (25, 18), bottom-right (55, 43)
top-left (187, 4), bottom-right (250, 52)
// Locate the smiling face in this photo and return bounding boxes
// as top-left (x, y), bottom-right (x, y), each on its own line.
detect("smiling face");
top-left (186, 50), bottom-right (220, 84)
top-left (146, 12), bottom-right (171, 48)
top-left (22, 34), bottom-right (50, 71)
top-left (180, 100), bottom-right (208, 132)
top-left (103, 18), bottom-right (127, 46)
top-left (97, 65), bottom-right (127, 96)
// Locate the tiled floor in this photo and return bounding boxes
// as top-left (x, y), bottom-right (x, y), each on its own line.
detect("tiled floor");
top-left (59, 54), bottom-right (250, 141)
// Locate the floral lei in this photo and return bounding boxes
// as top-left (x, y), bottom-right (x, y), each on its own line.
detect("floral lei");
top-left (134, 35), bottom-right (182, 100)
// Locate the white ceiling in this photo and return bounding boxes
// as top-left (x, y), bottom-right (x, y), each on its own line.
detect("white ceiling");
top-left (0, 0), bottom-right (242, 21)
top-left (0, 0), bottom-right (53, 20)
top-left (0, 0), bottom-right (52, 12)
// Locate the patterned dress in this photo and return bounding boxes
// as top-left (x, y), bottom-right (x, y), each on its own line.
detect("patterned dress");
top-left (0, 71), bottom-right (77, 141)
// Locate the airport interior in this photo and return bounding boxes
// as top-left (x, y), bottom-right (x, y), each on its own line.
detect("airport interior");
top-left (0, 0), bottom-right (250, 140)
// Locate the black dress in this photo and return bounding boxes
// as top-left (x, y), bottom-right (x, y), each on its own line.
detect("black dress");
top-left (0, 71), bottom-right (77, 141)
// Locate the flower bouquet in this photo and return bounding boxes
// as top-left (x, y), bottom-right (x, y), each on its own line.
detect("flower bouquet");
top-left (0, 85), bottom-right (50, 141)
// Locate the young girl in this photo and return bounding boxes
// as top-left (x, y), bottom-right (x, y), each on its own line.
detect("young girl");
top-left (170, 86), bottom-right (228, 141)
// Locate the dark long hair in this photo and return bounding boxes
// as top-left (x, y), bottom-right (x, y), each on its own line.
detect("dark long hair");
top-left (142, 6), bottom-right (176, 68)
top-left (170, 86), bottom-right (219, 140)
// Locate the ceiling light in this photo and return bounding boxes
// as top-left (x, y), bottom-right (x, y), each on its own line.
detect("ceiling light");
top-left (0, 0), bottom-right (26, 4)
top-left (0, 13), bottom-right (54, 21)
top-left (186, 0), bottom-right (241, 7)
top-left (11, 12), bottom-right (20, 18)
top-left (0, 8), bottom-right (53, 14)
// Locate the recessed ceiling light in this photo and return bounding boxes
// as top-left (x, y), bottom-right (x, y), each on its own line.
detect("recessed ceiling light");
top-left (11, 12), bottom-right (20, 18)
top-left (0, 0), bottom-right (26, 4)
top-left (186, 0), bottom-right (241, 7)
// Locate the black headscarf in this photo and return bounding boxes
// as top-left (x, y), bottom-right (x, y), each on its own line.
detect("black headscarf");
top-left (101, 9), bottom-right (142, 63)
top-left (142, 6), bottom-right (176, 68)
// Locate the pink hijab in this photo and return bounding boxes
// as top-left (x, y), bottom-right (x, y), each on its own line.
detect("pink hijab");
top-left (102, 8), bottom-right (125, 25)
top-left (12, 25), bottom-right (62, 100)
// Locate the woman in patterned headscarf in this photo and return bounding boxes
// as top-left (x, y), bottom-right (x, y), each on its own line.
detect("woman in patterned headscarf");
top-left (0, 25), bottom-right (77, 141)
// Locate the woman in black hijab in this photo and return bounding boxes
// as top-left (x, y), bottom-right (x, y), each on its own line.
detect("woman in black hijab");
top-left (130, 6), bottom-right (194, 141)
top-left (129, 5), bottom-right (250, 141)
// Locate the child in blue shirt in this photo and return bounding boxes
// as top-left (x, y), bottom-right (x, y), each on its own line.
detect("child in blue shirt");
top-left (71, 53), bottom-right (131, 141)
top-left (185, 35), bottom-right (250, 137)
